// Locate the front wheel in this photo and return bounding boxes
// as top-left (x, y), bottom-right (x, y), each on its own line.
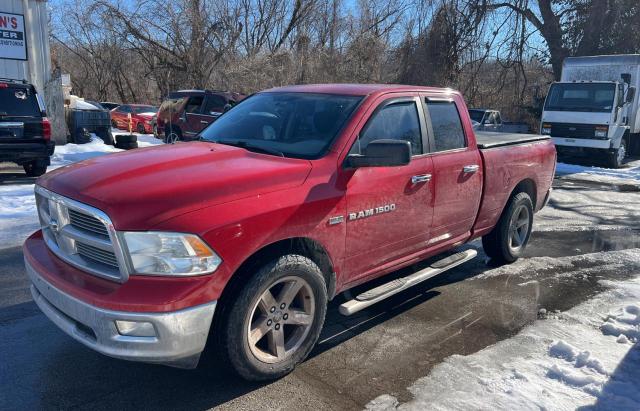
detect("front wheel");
top-left (220, 255), bottom-right (327, 381)
top-left (482, 192), bottom-right (533, 264)
top-left (607, 140), bottom-right (627, 169)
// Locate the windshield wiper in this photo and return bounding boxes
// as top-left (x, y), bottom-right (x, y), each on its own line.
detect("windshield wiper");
top-left (214, 139), bottom-right (285, 157)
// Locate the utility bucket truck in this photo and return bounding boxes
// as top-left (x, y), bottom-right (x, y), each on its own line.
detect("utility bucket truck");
top-left (541, 54), bottom-right (640, 168)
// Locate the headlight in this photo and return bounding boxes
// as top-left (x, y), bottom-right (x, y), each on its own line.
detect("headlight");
top-left (541, 123), bottom-right (551, 135)
top-left (594, 126), bottom-right (608, 138)
top-left (122, 232), bottom-right (222, 276)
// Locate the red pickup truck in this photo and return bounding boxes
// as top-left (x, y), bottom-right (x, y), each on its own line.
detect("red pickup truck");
top-left (24, 84), bottom-right (555, 381)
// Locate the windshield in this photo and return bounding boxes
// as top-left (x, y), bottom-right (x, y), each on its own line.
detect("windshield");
top-left (468, 110), bottom-right (485, 123)
top-left (132, 106), bottom-right (158, 114)
top-left (199, 92), bottom-right (362, 159)
top-left (545, 83), bottom-right (616, 112)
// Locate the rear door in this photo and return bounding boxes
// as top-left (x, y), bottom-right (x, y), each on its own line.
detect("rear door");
top-left (421, 94), bottom-right (482, 245)
top-left (344, 95), bottom-right (435, 281)
top-left (201, 94), bottom-right (228, 126)
top-left (0, 83), bottom-right (43, 141)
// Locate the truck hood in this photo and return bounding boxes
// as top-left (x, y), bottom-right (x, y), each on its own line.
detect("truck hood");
top-left (38, 142), bottom-right (312, 229)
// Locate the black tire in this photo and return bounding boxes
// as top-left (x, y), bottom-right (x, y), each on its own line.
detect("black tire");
top-left (136, 123), bottom-right (146, 134)
top-left (73, 127), bottom-right (92, 144)
top-left (111, 120), bottom-right (118, 128)
top-left (482, 192), bottom-right (534, 264)
top-left (164, 127), bottom-right (181, 144)
top-left (96, 128), bottom-right (114, 145)
top-left (23, 160), bottom-right (48, 177)
top-left (115, 141), bottom-right (138, 150)
top-left (219, 254), bottom-right (327, 381)
top-left (607, 140), bottom-right (627, 169)
top-left (115, 134), bottom-right (137, 145)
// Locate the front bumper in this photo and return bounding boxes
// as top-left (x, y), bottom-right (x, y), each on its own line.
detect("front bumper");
top-left (26, 257), bottom-right (216, 369)
top-left (552, 137), bottom-right (611, 149)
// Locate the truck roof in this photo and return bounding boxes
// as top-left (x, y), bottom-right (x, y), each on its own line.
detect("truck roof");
top-left (564, 54), bottom-right (640, 66)
top-left (263, 83), bottom-right (456, 96)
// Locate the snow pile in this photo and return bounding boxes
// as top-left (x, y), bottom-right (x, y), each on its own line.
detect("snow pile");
top-left (0, 184), bottom-right (39, 250)
top-left (600, 305), bottom-right (640, 343)
top-left (365, 276), bottom-right (640, 411)
top-left (0, 135), bottom-right (162, 249)
top-left (556, 160), bottom-right (640, 187)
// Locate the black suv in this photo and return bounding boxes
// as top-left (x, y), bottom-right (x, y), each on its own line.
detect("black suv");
top-left (0, 79), bottom-right (54, 177)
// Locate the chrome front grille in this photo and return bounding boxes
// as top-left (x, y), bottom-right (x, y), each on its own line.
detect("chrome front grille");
top-left (76, 242), bottom-right (119, 268)
top-left (35, 186), bottom-right (129, 282)
top-left (69, 209), bottom-right (110, 238)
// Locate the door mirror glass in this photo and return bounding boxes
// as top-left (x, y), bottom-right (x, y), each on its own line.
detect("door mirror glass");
top-left (626, 87), bottom-right (636, 103)
top-left (347, 139), bottom-right (411, 168)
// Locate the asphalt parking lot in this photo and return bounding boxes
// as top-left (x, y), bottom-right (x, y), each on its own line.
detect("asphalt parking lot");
top-left (1, 176), bottom-right (640, 410)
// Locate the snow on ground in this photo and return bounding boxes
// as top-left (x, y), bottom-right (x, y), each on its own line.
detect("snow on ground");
top-left (366, 269), bottom-right (640, 411)
top-left (555, 159), bottom-right (640, 187)
top-left (0, 132), bottom-right (162, 249)
top-left (534, 179), bottom-right (640, 232)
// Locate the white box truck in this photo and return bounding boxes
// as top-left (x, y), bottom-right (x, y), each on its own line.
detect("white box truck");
top-left (540, 54), bottom-right (639, 168)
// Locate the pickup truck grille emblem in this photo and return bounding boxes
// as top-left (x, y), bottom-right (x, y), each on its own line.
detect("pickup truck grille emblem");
top-left (348, 204), bottom-right (396, 221)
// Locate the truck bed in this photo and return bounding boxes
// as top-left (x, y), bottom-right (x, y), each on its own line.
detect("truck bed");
top-left (475, 131), bottom-right (550, 149)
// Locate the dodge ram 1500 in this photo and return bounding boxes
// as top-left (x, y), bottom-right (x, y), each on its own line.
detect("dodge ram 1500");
top-left (24, 84), bottom-right (556, 380)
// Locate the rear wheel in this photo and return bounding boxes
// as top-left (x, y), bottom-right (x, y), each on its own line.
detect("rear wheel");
top-left (220, 255), bottom-right (327, 381)
top-left (482, 192), bottom-right (533, 264)
top-left (23, 160), bottom-right (48, 177)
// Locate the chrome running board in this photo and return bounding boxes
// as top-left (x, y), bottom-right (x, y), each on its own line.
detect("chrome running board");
top-left (339, 249), bottom-right (477, 316)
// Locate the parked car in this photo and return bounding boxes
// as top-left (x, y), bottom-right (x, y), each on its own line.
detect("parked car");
top-left (469, 109), bottom-right (530, 133)
top-left (99, 102), bottom-right (120, 111)
top-left (156, 89), bottom-right (245, 143)
top-left (24, 84), bottom-right (555, 382)
top-left (0, 78), bottom-right (53, 176)
top-left (110, 104), bottom-right (158, 134)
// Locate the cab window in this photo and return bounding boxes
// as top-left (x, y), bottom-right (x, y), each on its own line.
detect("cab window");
top-left (426, 101), bottom-right (466, 152)
top-left (351, 101), bottom-right (423, 156)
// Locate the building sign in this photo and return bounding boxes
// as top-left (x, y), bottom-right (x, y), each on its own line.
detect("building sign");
top-left (0, 12), bottom-right (26, 61)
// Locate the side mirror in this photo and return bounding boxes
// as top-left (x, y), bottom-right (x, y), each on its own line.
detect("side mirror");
top-left (346, 139), bottom-right (411, 168)
top-left (223, 103), bottom-right (233, 113)
top-left (626, 87), bottom-right (636, 103)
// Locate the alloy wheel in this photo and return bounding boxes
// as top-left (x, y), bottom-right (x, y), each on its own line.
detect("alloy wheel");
top-left (247, 276), bottom-right (315, 364)
top-left (508, 204), bottom-right (530, 252)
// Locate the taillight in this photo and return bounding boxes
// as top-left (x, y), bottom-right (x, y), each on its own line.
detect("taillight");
top-left (42, 117), bottom-right (51, 141)
top-left (0, 83), bottom-right (8, 88)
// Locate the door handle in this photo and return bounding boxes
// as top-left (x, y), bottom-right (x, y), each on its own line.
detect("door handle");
top-left (463, 165), bottom-right (479, 173)
top-left (411, 174), bottom-right (432, 184)
top-left (200, 120), bottom-right (210, 124)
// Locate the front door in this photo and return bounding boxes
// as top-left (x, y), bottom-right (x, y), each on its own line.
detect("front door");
top-left (422, 95), bottom-right (482, 244)
top-left (183, 96), bottom-right (210, 139)
top-left (344, 95), bottom-right (435, 281)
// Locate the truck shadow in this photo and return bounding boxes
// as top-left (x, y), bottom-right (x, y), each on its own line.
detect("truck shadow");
top-left (576, 343), bottom-right (640, 410)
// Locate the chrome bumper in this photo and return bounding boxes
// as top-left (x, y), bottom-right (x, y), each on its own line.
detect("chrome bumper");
top-left (26, 258), bottom-right (216, 369)
top-left (552, 137), bottom-right (611, 149)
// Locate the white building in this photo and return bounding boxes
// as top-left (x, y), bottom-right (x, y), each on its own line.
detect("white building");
top-left (1, 0), bottom-right (66, 143)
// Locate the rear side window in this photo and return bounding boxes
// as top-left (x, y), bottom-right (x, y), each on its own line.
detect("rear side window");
top-left (185, 96), bottom-right (204, 113)
top-left (203, 95), bottom-right (227, 114)
top-left (426, 101), bottom-right (466, 152)
top-left (353, 101), bottom-right (423, 155)
top-left (0, 86), bottom-right (40, 117)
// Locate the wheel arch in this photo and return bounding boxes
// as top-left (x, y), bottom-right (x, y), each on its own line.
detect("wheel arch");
top-left (510, 178), bottom-right (537, 210)
top-left (219, 237), bottom-right (337, 308)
